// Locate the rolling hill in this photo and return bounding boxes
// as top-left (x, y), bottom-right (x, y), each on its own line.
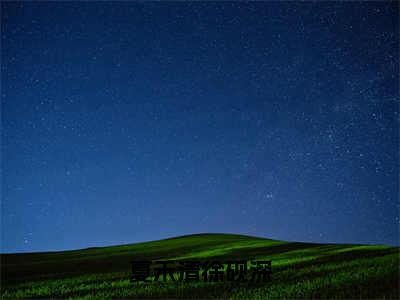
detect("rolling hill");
top-left (1, 233), bottom-right (399, 299)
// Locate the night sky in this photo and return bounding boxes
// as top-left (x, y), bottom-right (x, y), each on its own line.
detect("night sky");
top-left (1, 2), bottom-right (399, 253)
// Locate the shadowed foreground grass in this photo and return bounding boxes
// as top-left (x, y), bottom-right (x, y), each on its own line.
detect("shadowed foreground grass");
top-left (1, 233), bottom-right (399, 299)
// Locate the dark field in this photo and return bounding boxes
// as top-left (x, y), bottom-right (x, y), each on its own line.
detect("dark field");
top-left (1, 233), bottom-right (399, 299)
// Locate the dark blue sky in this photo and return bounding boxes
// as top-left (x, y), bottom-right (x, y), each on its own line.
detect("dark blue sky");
top-left (1, 2), bottom-right (399, 253)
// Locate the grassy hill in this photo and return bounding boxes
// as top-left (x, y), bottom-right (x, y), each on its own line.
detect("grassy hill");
top-left (1, 233), bottom-right (399, 299)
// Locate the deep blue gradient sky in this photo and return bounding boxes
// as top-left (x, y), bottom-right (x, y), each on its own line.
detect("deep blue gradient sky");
top-left (1, 2), bottom-right (399, 253)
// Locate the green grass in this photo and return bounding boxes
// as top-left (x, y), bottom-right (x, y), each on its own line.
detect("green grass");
top-left (1, 233), bottom-right (399, 299)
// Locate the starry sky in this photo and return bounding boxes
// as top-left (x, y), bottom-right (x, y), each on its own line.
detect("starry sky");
top-left (1, 2), bottom-right (399, 253)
